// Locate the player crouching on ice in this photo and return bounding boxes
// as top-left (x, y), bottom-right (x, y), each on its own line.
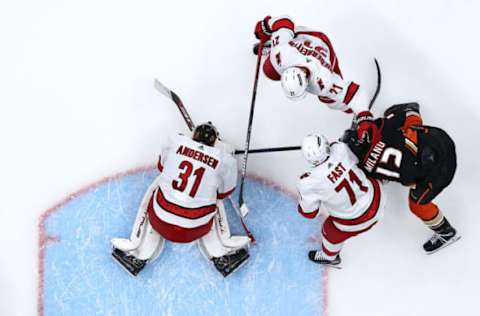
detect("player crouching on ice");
top-left (342, 103), bottom-right (460, 253)
top-left (297, 133), bottom-right (386, 267)
top-left (254, 15), bottom-right (380, 148)
top-left (111, 122), bottom-right (250, 277)
top-left (253, 14), bottom-right (361, 109)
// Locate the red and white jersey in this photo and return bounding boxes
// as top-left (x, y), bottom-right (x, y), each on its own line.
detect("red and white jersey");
top-left (297, 142), bottom-right (383, 222)
top-left (147, 134), bottom-right (237, 243)
top-left (263, 16), bottom-right (370, 114)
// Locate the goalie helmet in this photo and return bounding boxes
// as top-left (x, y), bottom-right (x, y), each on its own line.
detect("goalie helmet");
top-left (192, 122), bottom-right (219, 146)
top-left (281, 67), bottom-right (308, 101)
top-left (302, 133), bottom-right (330, 166)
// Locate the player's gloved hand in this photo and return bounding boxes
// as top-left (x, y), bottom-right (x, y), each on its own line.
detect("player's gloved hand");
top-left (254, 16), bottom-right (272, 42)
top-left (356, 111), bottom-right (380, 144)
top-left (253, 40), bottom-right (272, 56)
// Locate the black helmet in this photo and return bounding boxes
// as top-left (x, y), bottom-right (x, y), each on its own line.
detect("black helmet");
top-left (192, 122), bottom-right (219, 146)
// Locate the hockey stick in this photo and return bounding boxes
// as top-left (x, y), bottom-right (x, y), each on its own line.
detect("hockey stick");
top-left (234, 145), bottom-right (301, 155)
top-left (351, 58), bottom-right (382, 130)
top-left (153, 78), bottom-right (256, 243)
top-left (235, 59), bottom-right (382, 156)
top-left (238, 40), bottom-right (264, 215)
top-left (369, 58), bottom-right (382, 111)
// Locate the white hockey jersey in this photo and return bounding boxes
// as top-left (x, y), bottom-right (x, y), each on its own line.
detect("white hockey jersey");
top-left (148, 134), bottom-right (237, 242)
top-left (297, 142), bottom-right (382, 221)
top-left (263, 17), bottom-right (370, 114)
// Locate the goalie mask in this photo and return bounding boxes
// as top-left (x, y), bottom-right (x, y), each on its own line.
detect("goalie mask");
top-left (192, 122), bottom-right (219, 146)
top-left (281, 67), bottom-right (308, 101)
top-left (302, 133), bottom-right (330, 166)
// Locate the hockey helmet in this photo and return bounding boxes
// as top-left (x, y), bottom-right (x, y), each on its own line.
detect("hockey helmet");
top-left (281, 67), bottom-right (308, 101)
top-left (192, 122), bottom-right (219, 146)
top-left (302, 133), bottom-right (330, 166)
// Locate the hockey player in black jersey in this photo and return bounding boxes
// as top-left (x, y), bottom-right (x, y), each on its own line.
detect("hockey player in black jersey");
top-left (343, 102), bottom-right (460, 253)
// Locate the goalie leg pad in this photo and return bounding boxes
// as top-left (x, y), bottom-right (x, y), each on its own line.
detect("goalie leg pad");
top-left (198, 202), bottom-right (250, 259)
top-left (110, 176), bottom-right (163, 252)
top-left (198, 202), bottom-right (250, 277)
top-left (111, 220), bottom-right (165, 276)
top-left (129, 219), bottom-right (165, 261)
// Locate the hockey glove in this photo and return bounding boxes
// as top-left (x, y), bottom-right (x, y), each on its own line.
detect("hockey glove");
top-left (253, 40), bottom-right (272, 56)
top-left (254, 16), bottom-right (272, 42)
top-left (356, 111), bottom-right (381, 145)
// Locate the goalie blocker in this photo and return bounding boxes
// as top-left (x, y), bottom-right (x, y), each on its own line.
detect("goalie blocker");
top-left (111, 124), bottom-right (251, 277)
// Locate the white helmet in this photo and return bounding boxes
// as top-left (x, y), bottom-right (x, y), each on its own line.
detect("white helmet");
top-left (302, 133), bottom-right (330, 166)
top-left (281, 67), bottom-right (308, 101)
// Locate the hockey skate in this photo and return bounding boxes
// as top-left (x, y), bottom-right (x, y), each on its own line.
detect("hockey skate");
top-left (423, 227), bottom-right (461, 254)
top-left (308, 250), bottom-right (342, 269)
top-left (212, 248), bottom-right (250, 277)
top-left (112, 247), bottom-right (147, 277)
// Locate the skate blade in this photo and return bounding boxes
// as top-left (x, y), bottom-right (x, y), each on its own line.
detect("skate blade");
top-left (426, 235), bottom-right (461, 255)
top-left (221, 253), bottom-right (250, 278)
top-left (310, 261), bottom-right (342, 269)
top-left (111, 249), bottom-right (139, 277)
top-left (323, 263), bottom-right (342, 269)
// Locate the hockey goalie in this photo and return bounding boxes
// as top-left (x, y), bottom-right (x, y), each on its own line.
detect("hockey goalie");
top-left (111, 122), bottom-right (251, 277)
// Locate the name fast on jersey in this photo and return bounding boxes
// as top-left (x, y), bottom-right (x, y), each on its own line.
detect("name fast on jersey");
top-left (327, 162), bottom-right (347, 184)
top-left (176, 145), bottom-right (219, 169)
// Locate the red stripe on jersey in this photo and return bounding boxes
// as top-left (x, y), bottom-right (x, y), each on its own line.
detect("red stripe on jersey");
top-left (318, 96), bottom-right (335, 104)
top-left (155, 188), bottom-right (217, 219)
top-left (217, 187), bottom-right (235, 200)
top-left (263, 56), bottom-right (281, 80)
top-left (343, 82), bottom-right (359, 105)
top-left (271, 18), bottom-right (295, 32)
top-left (331, 178), bottom-right (381, 225)
top-left (298, 205), bottom-right (319, 219)
top-left (295, 31), bottom-right (343, 77)
top-left (148, 201), bottom-right (214, 243)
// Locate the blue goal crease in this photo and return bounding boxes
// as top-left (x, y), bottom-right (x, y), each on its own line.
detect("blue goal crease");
top-left (42, 170), bottom-right (326, 316)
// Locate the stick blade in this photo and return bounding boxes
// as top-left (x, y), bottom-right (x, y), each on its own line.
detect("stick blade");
top-left (154, 78), bottom-right (172, 98)
top-left (239, 203), bottom-right (249, 217)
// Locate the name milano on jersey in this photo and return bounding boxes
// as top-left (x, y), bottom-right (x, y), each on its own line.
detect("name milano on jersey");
top-left (152, 134), bottom-right (237, 231)
top-left (297, 142), bottom-right (378, 220)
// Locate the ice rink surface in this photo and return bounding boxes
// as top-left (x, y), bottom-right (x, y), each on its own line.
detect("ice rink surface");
top-left (40, 170), bottom-right (325, 315)
top-left (1, 0), bottom-right (479, 315)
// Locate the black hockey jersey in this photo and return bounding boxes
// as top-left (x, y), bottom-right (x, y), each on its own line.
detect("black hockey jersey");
top-left (345, 103), bottom-right (456, 191)
top-left (348, 118), bottom-right (422, 185)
